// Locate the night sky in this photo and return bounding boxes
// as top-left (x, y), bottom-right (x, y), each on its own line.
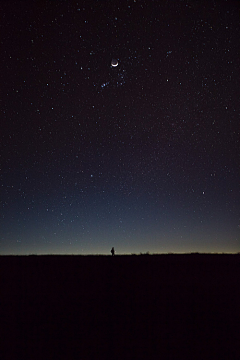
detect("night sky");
top-left (1, 0), bottom-right (239, 255)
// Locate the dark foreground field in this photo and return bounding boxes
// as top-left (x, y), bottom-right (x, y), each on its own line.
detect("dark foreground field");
top-left (1, 254), bottom-right (239, 359)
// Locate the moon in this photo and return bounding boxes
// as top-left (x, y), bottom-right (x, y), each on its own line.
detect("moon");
top-left (111, 58), bottom-right (118, 67)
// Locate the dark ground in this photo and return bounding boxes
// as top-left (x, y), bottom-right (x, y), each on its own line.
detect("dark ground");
top-left (1, 254), bottom-right (239, 359)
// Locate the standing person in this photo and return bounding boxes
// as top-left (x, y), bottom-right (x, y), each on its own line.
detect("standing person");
top-left (111, 247), bottom-right (115, 256)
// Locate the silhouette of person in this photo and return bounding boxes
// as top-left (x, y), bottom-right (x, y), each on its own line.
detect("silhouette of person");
top-left (111, 247), bottom-right (115, 256)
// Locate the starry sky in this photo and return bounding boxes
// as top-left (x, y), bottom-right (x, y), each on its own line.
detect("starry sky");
top-left (1, 0), bottom-right (239, 255)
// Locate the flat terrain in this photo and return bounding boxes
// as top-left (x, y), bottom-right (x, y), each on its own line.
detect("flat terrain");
top-left (1, 254), bottom-right (239, 359)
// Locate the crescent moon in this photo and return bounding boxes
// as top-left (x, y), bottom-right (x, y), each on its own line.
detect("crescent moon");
top-left (111, 59), bottom-right (118, 67)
